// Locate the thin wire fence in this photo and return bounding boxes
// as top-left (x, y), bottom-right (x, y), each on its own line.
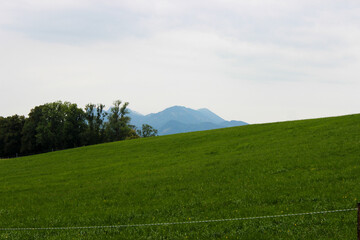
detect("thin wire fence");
top-left (0, 207), bottom-right (356, 231)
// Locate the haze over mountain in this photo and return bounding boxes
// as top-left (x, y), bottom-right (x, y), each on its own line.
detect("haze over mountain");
top-left (128, 106), bottom-right (248, 135)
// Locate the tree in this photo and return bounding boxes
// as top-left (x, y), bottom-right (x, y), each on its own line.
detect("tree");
top-left (0, 115), bottom-right (25, 157)
top-left (0, 117), bottom-right (4, 157)
top-left (22, 101), bottom-right (86, 153)
top-left (105, 100), bottom-right (132, 141)
top-left (3, 99), bottom-right (137, 157)
top-left (84, 103), bottom-right (107, 145)
top-left (21, 105), bottom-right (44, 154)
top-left (84, 103), bottom-right (96, 145)
top-left (63, 102), bottom-right (86, 148)
top-left (137, 124), bottom-right (158, 138)
top-left (95, 104), bottom-right (107, 143)
top-left (35, 101), bottom-right (66, 151)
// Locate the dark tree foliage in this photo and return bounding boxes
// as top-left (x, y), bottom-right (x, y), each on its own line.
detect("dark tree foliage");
top-left (0, 99), bottom-right (157, 158)
top-left (95, 104), bottom-right (107, 142)
top-left (105, 100), bottom-right (133, 142)
top-left (84, 103), bottom-right (96, 145)
top-left (0, 115), bottom-right (25, 158)
top-left (36, 102), bottom-right (62, 151)
top-left (21, 101), bottom-right (86, 153)
top-left (21, 105), bottom-right (44, 154)
top-left (35, 102), bottom-right (67, 151)
top-left (137, 124), bottom-right (158, 138)
top-left (63, 102), bottom-right (86, 149)
top-left (84, 103), bottom-right (107, 145)
top-left (0, 117), bottom-right (4, 157)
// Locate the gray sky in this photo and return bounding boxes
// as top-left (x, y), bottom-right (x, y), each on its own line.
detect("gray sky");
top-left (1, 0), bottom-right (359, 123)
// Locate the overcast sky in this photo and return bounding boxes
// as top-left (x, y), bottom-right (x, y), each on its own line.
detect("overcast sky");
top-left (1, 0), bottom-right (359, 123)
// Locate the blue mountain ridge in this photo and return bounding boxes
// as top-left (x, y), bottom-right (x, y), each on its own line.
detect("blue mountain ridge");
top-left (128, 106), bottom-right (248, 135)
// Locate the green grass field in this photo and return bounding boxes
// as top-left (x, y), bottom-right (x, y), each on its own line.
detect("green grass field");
top-left (0, 114), bottom-right (359, 239)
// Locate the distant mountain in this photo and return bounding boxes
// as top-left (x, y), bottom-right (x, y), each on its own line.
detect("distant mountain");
top-left (159, 120), bottom-right (221, 135)
top-left (196, 108), bottom-right (225, 124)
top-left (127, 109), bottom-right (144, 127)
top-left (128, 106), bottom-right (248, 135)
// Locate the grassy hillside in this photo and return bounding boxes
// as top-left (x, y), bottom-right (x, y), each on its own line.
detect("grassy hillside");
top-left (0, 114), bottom-right (359, 239)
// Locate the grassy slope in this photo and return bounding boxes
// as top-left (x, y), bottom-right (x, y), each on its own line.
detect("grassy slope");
top-left (0, 114), bottom-right (359, 239)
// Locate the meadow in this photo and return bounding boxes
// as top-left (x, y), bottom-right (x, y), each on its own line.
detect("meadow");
top-left (0, 114), bottom-right (359, 239)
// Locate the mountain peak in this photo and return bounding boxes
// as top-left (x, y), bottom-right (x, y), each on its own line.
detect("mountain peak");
top-left (128, 109), bottom-right (144, 116)
top-left (128, 106), bottom-right (247, 135)
top-left (197, 108), bottom-right (210, 111)
top-left (163, 105), bottom-right (187, 111)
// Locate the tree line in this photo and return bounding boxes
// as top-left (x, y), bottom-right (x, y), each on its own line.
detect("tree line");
top-left (0, 100), bottom-right (157, 158)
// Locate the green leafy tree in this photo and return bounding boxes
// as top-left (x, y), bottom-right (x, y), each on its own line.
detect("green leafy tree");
top-left (95, 104), bottom-right (107, 143)
top-left (22, 101), bottom-right (86, 153)
top-left (84, 103), bottom-right (96, 145)
top-left (35, 101), bottom-right (66, 151)
top-left (4, 99), bottom-right (137, 157)
top-left (105, 100), bottom-right (132, 141)
top-left (137, 124), bottom-right (158, 138)
top-left (0, 117), bottom-right (4, 157)
top-left (63, 102), bottom-right (86, 148)
top-left (84, 103), bottom-right (107, 145)
top-left (21, 105), bottom-right (44, 154)
top-left (0, 115), bottom-right (25, 157)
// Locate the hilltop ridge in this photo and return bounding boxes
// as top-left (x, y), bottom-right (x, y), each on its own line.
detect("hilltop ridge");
top-left (0, 114), bottom-right (359, 239)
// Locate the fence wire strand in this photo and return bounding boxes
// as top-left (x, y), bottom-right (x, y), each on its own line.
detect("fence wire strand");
top-left (0, 208), bottom-right (356, 231)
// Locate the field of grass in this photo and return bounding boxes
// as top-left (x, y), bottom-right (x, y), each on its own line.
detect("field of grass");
top-left (0, 114), bottom-right (359, 239)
